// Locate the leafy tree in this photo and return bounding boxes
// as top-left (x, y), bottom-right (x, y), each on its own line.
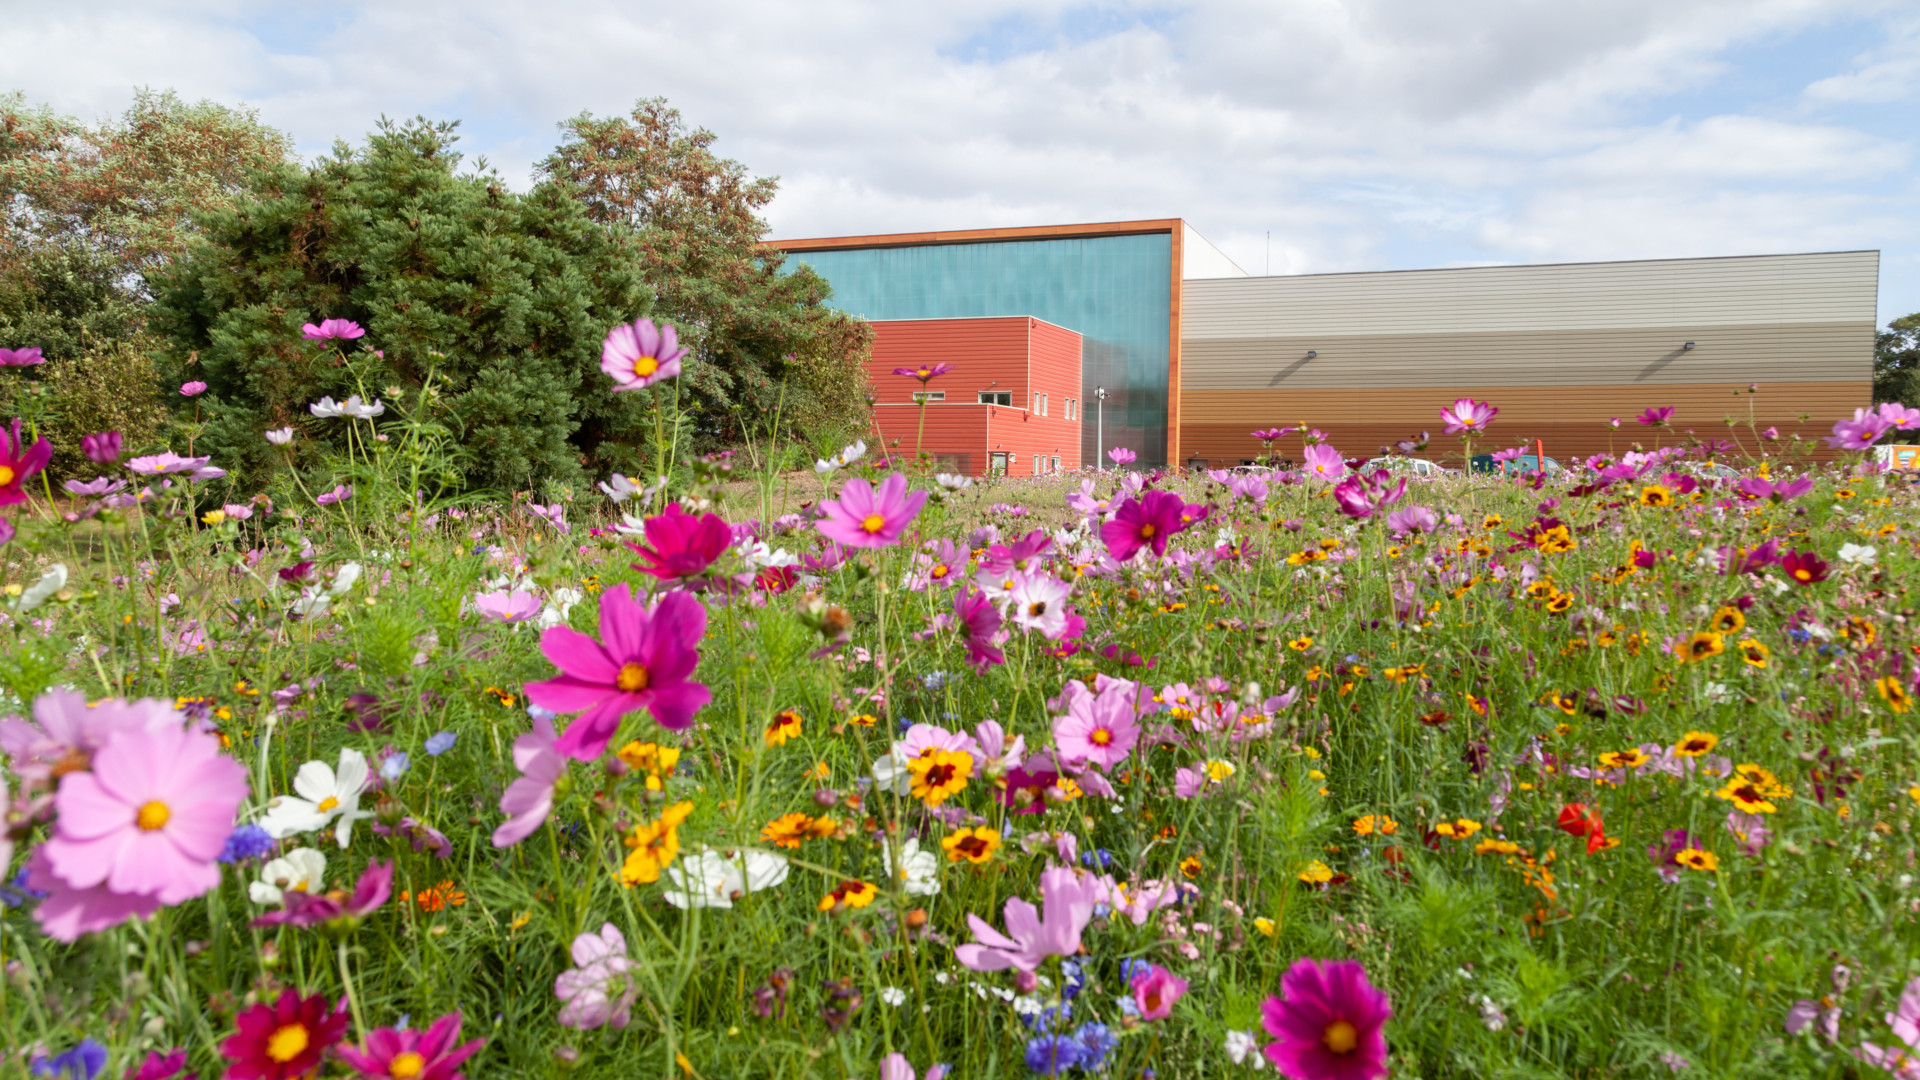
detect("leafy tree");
top-left (537, 99), bottom-right (872, 449)
top-left (1877, 313), bottom-right (1920, 406)
top-left (152, 118), bottom-right (653, 492)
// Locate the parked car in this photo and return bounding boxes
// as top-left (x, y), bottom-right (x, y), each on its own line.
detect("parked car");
top-left (1363, 457), bottom-right (1454, 478)
top-left (1681, 461), bottom-right (1742, 480)
top-left (1469, 454), bottom-right (1564, 475)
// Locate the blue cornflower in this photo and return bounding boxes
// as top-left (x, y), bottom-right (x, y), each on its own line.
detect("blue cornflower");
top-left (1072, 1023), bottom-right (1117, 1070)
top-left (381, 752), bottom-right (411, 781)
top-left (1, 867), bottom-right (49, 908)
top-left (1023, 1034), bottom-right (1084, 1076)
top-left (527, 703), bottom-right (557, 722)
top-left (1080, 847), bottom-right (1114, 869)
top-left (1021, 997), bottom-right (1074, 1033)
top-left (1060, 958), bottom-right (1087, 999)
top-left (216, 824), bottom-right (276, 865)
top-left (32, 1040), bottom-right (107, 1080)
top-left (1119, 957), bottom-right (1152, 986)
top-left (424, 731), bottom-right (458, 756)
top-left (921, 670), bottom-right (950, 692)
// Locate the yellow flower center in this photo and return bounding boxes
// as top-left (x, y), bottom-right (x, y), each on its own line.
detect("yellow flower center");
top-left (633, 355), bottom-right (659, 378)
top-left (1139, 523), bottom-right (1156, 538)
top-left (0, 465), bottom-right (13, 487)
top-left (136, 800), bottom-right (171, 831)
top-left (861, 513), bottom-right (887, 534)
top-left (267, 1023), bottom-right (311, 1063)
top-left (317, 796), bottom-right (340, 813)
top-left (1323, 1020), bottom-right (1358, 1054)
top-left (1027, 602), bottom-right (1047, 618)
top-left (1090, 728), bottom-right (1112, 746)
top-left (388, 1051), bottom-right (427, 1079)
top-left (617, 662), bottom-right (650, 692)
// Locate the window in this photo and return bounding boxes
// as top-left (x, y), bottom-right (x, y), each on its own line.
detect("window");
top-left (912, 390), bottom-right (945, 402)
top-left (989, 452), bottom-right (1010, 475)
top-left (1051, 455), bottom-right (1062, 473)
top-left (1038, 393), bottom-right (1048, 416)
top-left (1065, 398), bottom-right (1075, 420)
top-left (979, 391), bottom-right (1012, 406)
top-left (1034, 455), bottom-right (1043, 475)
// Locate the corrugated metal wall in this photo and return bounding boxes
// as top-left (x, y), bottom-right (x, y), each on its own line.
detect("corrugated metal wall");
top-left (1179, 250), bottom-right (1878, 465)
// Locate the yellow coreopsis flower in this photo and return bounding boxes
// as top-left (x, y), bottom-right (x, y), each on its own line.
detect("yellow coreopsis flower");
top-left (1296, 860), bottom-right (1333, 884)
top-left (765, 709), bottom-right (803, 747)
top-left (908, 749), bottom-right (973, 807)
top-left (941, 827), bottom-right (1002, 864)
top-left (818, 880), bottom-right (877, 912)
top-left (620, 801), bottom-right (694, 886)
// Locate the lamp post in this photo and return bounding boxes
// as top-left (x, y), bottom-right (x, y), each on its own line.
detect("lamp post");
top-left (1094, 385), bottom-right (1108, 471)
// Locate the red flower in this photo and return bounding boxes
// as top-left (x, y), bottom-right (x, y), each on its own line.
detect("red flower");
top-left (1780, 550), bottom-right (1829, 586)
top-left (220, 989), bottom-right (350, 1080)
top-left (1556, 803), bottom-right (1608, 855)
top-left (625, 504), bottom-right (732, 581)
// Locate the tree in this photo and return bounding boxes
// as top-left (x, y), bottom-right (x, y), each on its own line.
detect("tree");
top-left (536, 99), bottom-right (871, 449)
top-left (1877, 314), bottom-right (1920, 406)
top-left (151, 118), bottom-right (653, 492)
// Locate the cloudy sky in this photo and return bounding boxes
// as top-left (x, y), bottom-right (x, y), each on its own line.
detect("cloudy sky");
top-left (6, 0), bottom-right (1916, 322)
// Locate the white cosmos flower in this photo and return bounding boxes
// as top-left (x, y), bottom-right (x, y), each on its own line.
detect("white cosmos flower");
top-left (1006, 571), bottom-right (1072, 638)
top-left (258, 748), bottom-right (373, 848)
top-left (341, 395), bottom-right (386, 420)
top-left (250, 848), bottom-right (327, 906)
top-left (15, 564), bottom-right (68, 612)
top-left (935, 473), bottom-right (972, 491)
top-left (535, 587), bottom-right (583, 631)
top-left (598, 473), bottom-right (641, 503)
top-left (870, 743), bottom-right (912, 797)
top-left (880, 987), bottom-right (907, 1007)
top-left (879, 837), bottom-right (940, 896)
top-left (1224, 1030), bottom-right (1266, 1068)
top-left (1838, 543), bottom-right (1878, 567)
top-left (265, 427), bottom-right (295, 446)
top-left (309, 397), bottom-right (346, 418)
top-left (816, 439), bottom-right (868, 474)
top-left (662, 848), bottom-right (791, 909)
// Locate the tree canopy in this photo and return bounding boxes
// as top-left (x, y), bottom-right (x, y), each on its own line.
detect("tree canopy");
top-left (1876, 313), bottom-right (1920, 407)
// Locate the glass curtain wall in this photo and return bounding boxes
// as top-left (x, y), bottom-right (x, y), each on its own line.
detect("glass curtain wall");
top-left (786, 233), bottom-right (1173, 466)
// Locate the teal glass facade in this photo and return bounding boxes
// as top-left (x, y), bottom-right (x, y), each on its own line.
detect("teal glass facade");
top-left (786, 232), bottom-right (1173, 466)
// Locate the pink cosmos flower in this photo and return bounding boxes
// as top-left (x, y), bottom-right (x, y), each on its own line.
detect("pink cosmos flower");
top-left (880, 1052), bottom-right (950, 1080)
top-left (1132, 964), bottom-right (1189, 1021)
top-left (976, 528), bottom-right (1053, 579)
top-left (1101, 490), bottom-right (1196, 562)
top-left (1108, 446), bottom-right (1138, 465)
top-left (0, 417), bottom-right (52, 506)
top-left (42, 722), bottom-right (248, 906)
top-left (81, 431), bottom-right (122, 464)
top-left (1879, 401), bottom-right (1920, 429)
top-left (1725, 810), bottom-right (1773, 856)
top-left (817, 472), bottom-right (927, 549)
top-left (1262, 958), bottom-right (1392, 1080)
top-left (0, 690), bottom-right (182, 786)
top-left (1857, 978), bottom-right (1920, 1075)
top-left (335, 1011), bottom-right (484, 1080)
top-left (25, 847), bottom-right (163, 941)
top-left (556, 923), bottom-right (638, 1029)
top-left (1331, 472), bottom-right (1406, 519)
top-left (626, 503), bottom-right (731, 580)
top-left (601, 317), bottom-right (687, 392)
top-left (0, 346), bottom-right (46, 366)
top-left (973, 719), bottom-right (1025, 777)
top-left (1052, 680), bottom-right (1141, 772)
top-left (1439, 398), bottom-right (1497, 435)
top-left (1252, 427), bottom-right (1285, 441)
top-left (1735, 477), bottom-right (1814, 502)
top-left (525, 584), bottom-right (710, 760)
top-left (1301, 443), bottom-right (1345, 482)
top-left (1174, 766), bottom-right (1205, 799)
top-left (1007, 570), bottom-right (1073, 639)
top-left (1384, 504), bottom-right (1436, 536)
top-left (954, 585), bottom-right (1006, 670)
top-left (1827, 407), bottom-right (1893, 450)
top-left (1637, 406), bottom-right (1674, 427)
top-left (316, 484), bottom-right (353, 505)
top-left (473, 590), bottom-right (542, 623)
top-left (179, 381), bottom-right (208, 397)
top-left (302, 319), bottom-right (366, 340)
top-left (491, 715), bottom-right (566, 846)
top-left (955, 866), bottom-right (1101, 972)
top-left (910, 539), bottom-right (968, 591)
top-left (892, 362), bottom-right (954, 384)
top-left (127, 451), bottom-right (210, 477)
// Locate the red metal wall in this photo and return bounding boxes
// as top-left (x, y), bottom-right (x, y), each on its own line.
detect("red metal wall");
top-left (867, 317), bottom-right (1083, 477)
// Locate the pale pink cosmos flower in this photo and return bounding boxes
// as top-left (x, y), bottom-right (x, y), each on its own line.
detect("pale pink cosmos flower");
top-left (817, 472), bottom-right (927, 549)
top-left (491, 716), bottom-right (566, 847)
top-left (1051, 679), bottom-right (1142, 772)
top-left (1100, 876), bottom-right (1183, 926)
top-left (0, 690), bottom-right (183, 787)
top-left (972, 720), bottom-right (1025, 778)
top-left (1006, 570), bottom-right (1073, 639)
top-left (955, 866), bottom-right (1101, 972)
top-left (879, 1052), bottom-right (949, 1080)
top-left (1108, 446), bottom-right (1137, 465)
top-left (1132, 964), bottom-right (1189, 1021)
top-left (474, 590), bottom-right (543, 624)
top-left (43, 722), bottom-right (248, 906)
top-left (1439, 398), bottom-right (1497, 435)
top-left (601, 317), bottom-right (688, 392)
top-left (524, 584), bottom-right (709, 760)
top-left (556, 923), bottom-right (638, 1029)
top-left (302, 319), bottom-right (365, 340)
top-left (1302, 443), bottom-right (1345, 482)
top-left (127, 451), bottom-right (210, 476)
top-left (25, 847), bottom-right (163, 942)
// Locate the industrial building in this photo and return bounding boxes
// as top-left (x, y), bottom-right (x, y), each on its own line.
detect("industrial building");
top-left (772, 221), bottom-right (1878, 472)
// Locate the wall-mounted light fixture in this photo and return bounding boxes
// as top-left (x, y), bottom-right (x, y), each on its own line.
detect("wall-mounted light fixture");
top-left (1683, 342), bottom-right (1696, 350)
top-left (1306, 350), bottom-right (1318, 359)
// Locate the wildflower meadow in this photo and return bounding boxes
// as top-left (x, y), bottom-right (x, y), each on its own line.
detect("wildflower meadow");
top-left (3, 319), bottom-right (1920, 1080)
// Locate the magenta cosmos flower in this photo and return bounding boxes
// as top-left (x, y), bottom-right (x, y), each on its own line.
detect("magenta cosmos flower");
top-left (1637, 406), bottom-right (1674, 427)
top-left (220, 988), bottom-right (351, 1080)
top-left (954, 585), bottom-right (1005, 670)
top-left (491, 715), bottom-right (566, 846)
top-left (817, 472), bottom-right (927, 549)
top-left (302, 319), bottom-right (364, 341)
top-left (892, 362), bottom-right (954, 384)
top-left (180, 381), bottom-right (208, 397)
top-left (1252, 427), bottom-right (1286, 441)
top-left (627, 503), bottom-right (731, 581)
top-left (1438, 398), bottom-right (1497, 435)
top-left (1101, 490), bottom-right (1199, 562)
top-left (81, 431), bottom-right (122, 465)
top-left (250, 859), bottom-right (392, 929)
top-left (43, 721), bottom-right (248, 906)
top-left (336, 1010), bottom-right (485, 1080)
top-left (1827, 407), bottom-right (1892, 450)
top-left (601, 317), bottom-right (688, 392)
top-left (1051, 679), bottom-right (1142, 771)
top-left (1132, 964), bottom-right (1189, 1021)
top-left (0, 417), bottom-right (52, 507)
top-left (0, 346), bottom-right (46, 366)
top-left (955, 866), bottom-right (1101, 972)
top-left (525, 584), bottom-right (710, 761)
top-left (1107, 446), bottom-right (1137, 465)
top-left (1261, 958), bottom-right (1392, 1080)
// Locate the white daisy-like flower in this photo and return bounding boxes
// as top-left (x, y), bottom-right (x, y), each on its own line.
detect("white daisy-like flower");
top-left (1838, 542), bottom-right (1878, 567)
top-left (249, 848), bottom-right (327, 906)
top-left (535, 587), bottom-right (584, 631)
top-left (934, 473), bottom-right (972, 491)
top-left (258, 748), bottom-right (373, 848)
top-left (880, 986), bottom-right (907, 1007)
top-left (662, 849), bottom-right (790, 909)
top-left (309, 397), bottom-right (347, 418)
top-left (879, 837), bottom-right (940, 896)
top-left (15, 564), bottom-right (68, 612)
top-left (1224, 1030), bottom-right (1266, 1068)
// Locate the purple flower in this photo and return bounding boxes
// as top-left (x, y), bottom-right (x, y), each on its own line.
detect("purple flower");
top-left (892, 362), bottom-right (954, 384)
top-left (1638, 407), bottom-right (1674, 427)
top-left (956, 866), bottom-right (1100, 972)
top-left (601, 317), bottom-right (687, 391)
top-left (30, 1039), bottom-right (106, 1080)
top-left (1252, 427), bottom-right (1285, 441)
top-left (1107, 446), bottom-right (1137, 465)
top-left (1827, 407), bottom-right (1893, 450)
top-left (816, 472), bottom-right (927, 549)
top-left (1023, 1034), bottom-right (1083, 1075)
top-left (524, 584), bottom-right (710, 760)
top-left (556, 923), bottom-right (638, 1029)
top-left (1261, 958), bottom-right (1393, 1080)
top-left (954, 586), bottom-right (1005, 670)
top-left (1332, 471), bottom-right (1407, 519)
top-left (179, 381), bottom-right (207, 397)
top-left (1878, 401), bottom-right (1920, 430)
top-left (250, 859), bottom-right (392, 929)
top-left (1439, 397), bottom-right (1498, 435)
top-left (0, 347), bottom-right (46, 367)
top-left (491, 716), bottom-right (566, 846)
top-left (473, 590), bottom-right (542, 624)
top-left (302, 319), bottom-right (365, 340)
top-left (372, 816), bottom-right (452, 859)
top-left (627, 503), bottom-right (731, 580)
top-left (126, 451), bottom-right (209, 477)
top-left (1385, 504), bottom-right (1437, 536)
top-left (80, 432), bottom-right (121, 464)
top-left (316, 484), bottom-right (353, 506)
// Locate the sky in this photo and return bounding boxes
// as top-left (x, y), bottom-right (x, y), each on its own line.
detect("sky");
top-left (5, 0), bottom-right (1916, 324)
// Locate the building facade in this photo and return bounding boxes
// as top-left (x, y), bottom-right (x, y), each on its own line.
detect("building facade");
top-left (772, 223), bottom-right (1878, 471)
